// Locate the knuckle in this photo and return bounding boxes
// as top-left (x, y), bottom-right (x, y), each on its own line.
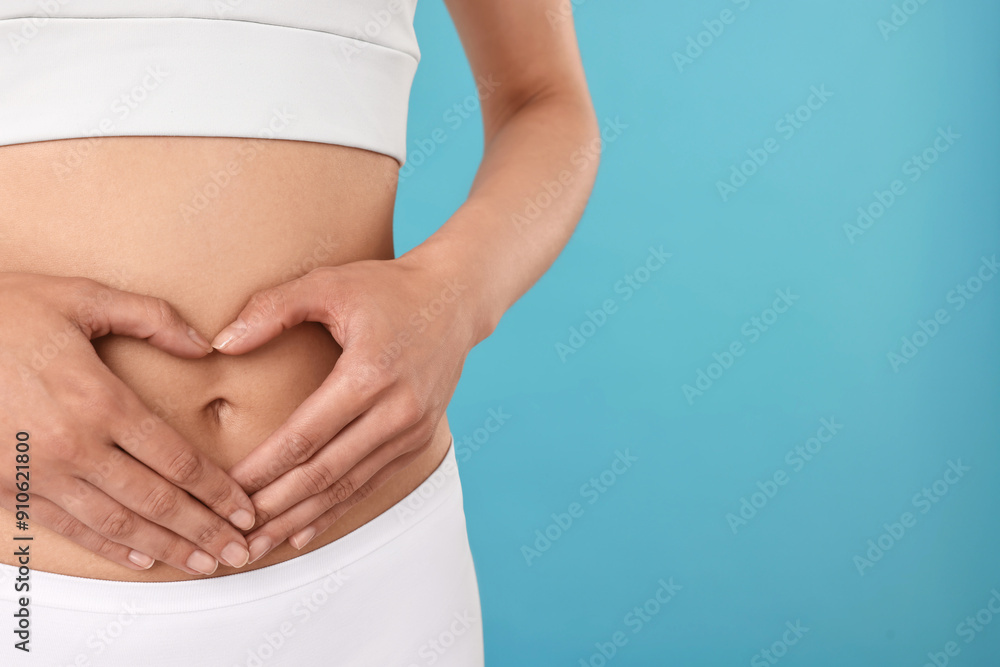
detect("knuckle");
top-left (49, 431), bottom-right (83, 464)
top-left (163, 449), bottom-right (204, 486)
top-left (244, 470), bottom-right (271, 495)
top-left (66, 277), bottom-right (102, 306)
top-left (396, 390), bottom-right (426, 426)
top-left (194, 519), bottom-right (224, 547)
top-left (312, 503), bottom-right (347, 530)
top-left (157, 539), bottom-right (195, 567)
top-left (141, 485), bottom-right (180, 520)
top-left (351, 360), bottom-right (393, 396)
top-left (304, 265), bottom-right (335, 281)
top-left (324, 476), bottom-right (356, 506)
top-left (61, 376), bottom-right (123, 423)
top-left (279, 430), bottom-right (319, 468)
top-left (91, 385), bottom-right (128, 422)
top-left (247, 288), bottom-right (284, 324)
top-left (297, 461), bottom-right (337, 497)
top-left (266, 515), bottom-right (299, 542)
top-left (65, 278), bottom-right (107, 327)
top-left (55, 478), bottom-right (90, 508)
top-left (98, 507), bottom-right (138, 538)
top-left (148, 297), bottom-right (180, 329)
top-left (49, 510), bottom-right (85, 540)
top-left (251, 499), bottom-right (276, 525)
top-left (353, 480), bottom-right (377, 503)
top-left (410, 418), bottom-right (436, 445)
top-left (92, 536), bottom-right (124, 558)
top-left (197, 480), bottom-right (233, 511)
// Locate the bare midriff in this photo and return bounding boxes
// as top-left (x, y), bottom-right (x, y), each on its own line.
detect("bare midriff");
top-left (0, 136), bottom-right (453, 581)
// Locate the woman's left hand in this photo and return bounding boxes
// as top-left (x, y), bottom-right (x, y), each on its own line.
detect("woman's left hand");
top-left (212, 255), bottom-right (478, 563)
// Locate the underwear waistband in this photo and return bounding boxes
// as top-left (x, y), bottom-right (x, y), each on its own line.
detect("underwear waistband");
top-left (0, 437), bottom-right (460, 614)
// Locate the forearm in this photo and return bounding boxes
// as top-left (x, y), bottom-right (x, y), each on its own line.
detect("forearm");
top-left (400, 90), bottom-right (601, 345)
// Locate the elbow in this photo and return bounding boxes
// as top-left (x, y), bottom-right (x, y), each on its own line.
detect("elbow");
top-left (536, 85), bottom-right (603, 178)
top-left (562, 89), bottom-right (602, 184)
top-left (548, 81), bottom-right (602, 178)
top-left (580, 96), bottom-right (602, 175)
top-left (486, 81), bottom-right (602, 161)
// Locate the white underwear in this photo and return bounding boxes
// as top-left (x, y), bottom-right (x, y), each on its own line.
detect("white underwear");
top-left (0, 440), bottom-right (483, 667)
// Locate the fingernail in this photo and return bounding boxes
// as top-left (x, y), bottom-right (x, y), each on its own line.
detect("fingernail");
top-left (247, 536), bottom-right (273, 564)
top-left (187, 327), bottom-right (213, 353)
top-left (186, 550), bottom-right (218, 575)
top-left (221, 542), bottom-right (250, 568)
top-left (229, 508), bottom-right (255, 531)
top-left (211, 320), bottom-right (247, 350)
top-left (128, 550), bottom-right (154, 569)
top-left (290, 527), bottom-right (316, 550)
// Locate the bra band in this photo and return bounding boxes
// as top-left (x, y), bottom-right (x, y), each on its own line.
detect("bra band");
top-left (0, 2), bottom-right (420, 165)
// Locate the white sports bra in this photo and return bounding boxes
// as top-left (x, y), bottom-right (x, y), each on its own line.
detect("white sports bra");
top-left (0, 0), bottom-right (420, 165)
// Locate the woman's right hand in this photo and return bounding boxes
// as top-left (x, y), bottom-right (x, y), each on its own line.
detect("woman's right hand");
top-left (0, 273), bottom-right (255, 575)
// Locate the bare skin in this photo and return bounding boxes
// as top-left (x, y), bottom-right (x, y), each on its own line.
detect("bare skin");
top-left (0, 0), bottom-right (599, 581)
top-left (0, 137), bottom-right (454, 580)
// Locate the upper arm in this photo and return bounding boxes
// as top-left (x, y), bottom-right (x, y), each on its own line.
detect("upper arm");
top-left (440, 0), bottom-right (594, 138)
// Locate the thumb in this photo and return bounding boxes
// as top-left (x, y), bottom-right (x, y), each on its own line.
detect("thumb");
top-left (72, 281), bottom-right (213, 358)
top-left (211, 274), bottom-right (333, 354)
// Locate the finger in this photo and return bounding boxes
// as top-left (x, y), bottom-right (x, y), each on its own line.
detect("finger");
top-left (107, 384), bottom-right (257, 532)
top-left (56, 478), bottom-right (220, 575)
top-left (90, 450), bottom-right (250, 569)
top-left (227, 350), bottom-right (378, 494)
top-left (210, 272), bottom-right (333, 354)
top-left (67, 278), bottom-right (213, 357)
top-left (18, 493), bottom-right (150, 571)
top-left (246, 444), bottom-right (421, 565)
top-left (290, 449), bottom-right (423, 549)
top-left (249, 405), bottom-right (423, 524)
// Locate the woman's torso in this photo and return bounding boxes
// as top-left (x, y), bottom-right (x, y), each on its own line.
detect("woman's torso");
top-left (0, 136), bottom-right (453, 581)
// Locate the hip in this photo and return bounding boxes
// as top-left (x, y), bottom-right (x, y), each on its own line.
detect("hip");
top-left (0, 417), bottom-right (456, 580)
top-left (0, 438), bottom-right (483, 666)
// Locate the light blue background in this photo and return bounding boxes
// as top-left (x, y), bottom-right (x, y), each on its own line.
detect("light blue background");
top-left (396, 1), bottom-right (1000, 665)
